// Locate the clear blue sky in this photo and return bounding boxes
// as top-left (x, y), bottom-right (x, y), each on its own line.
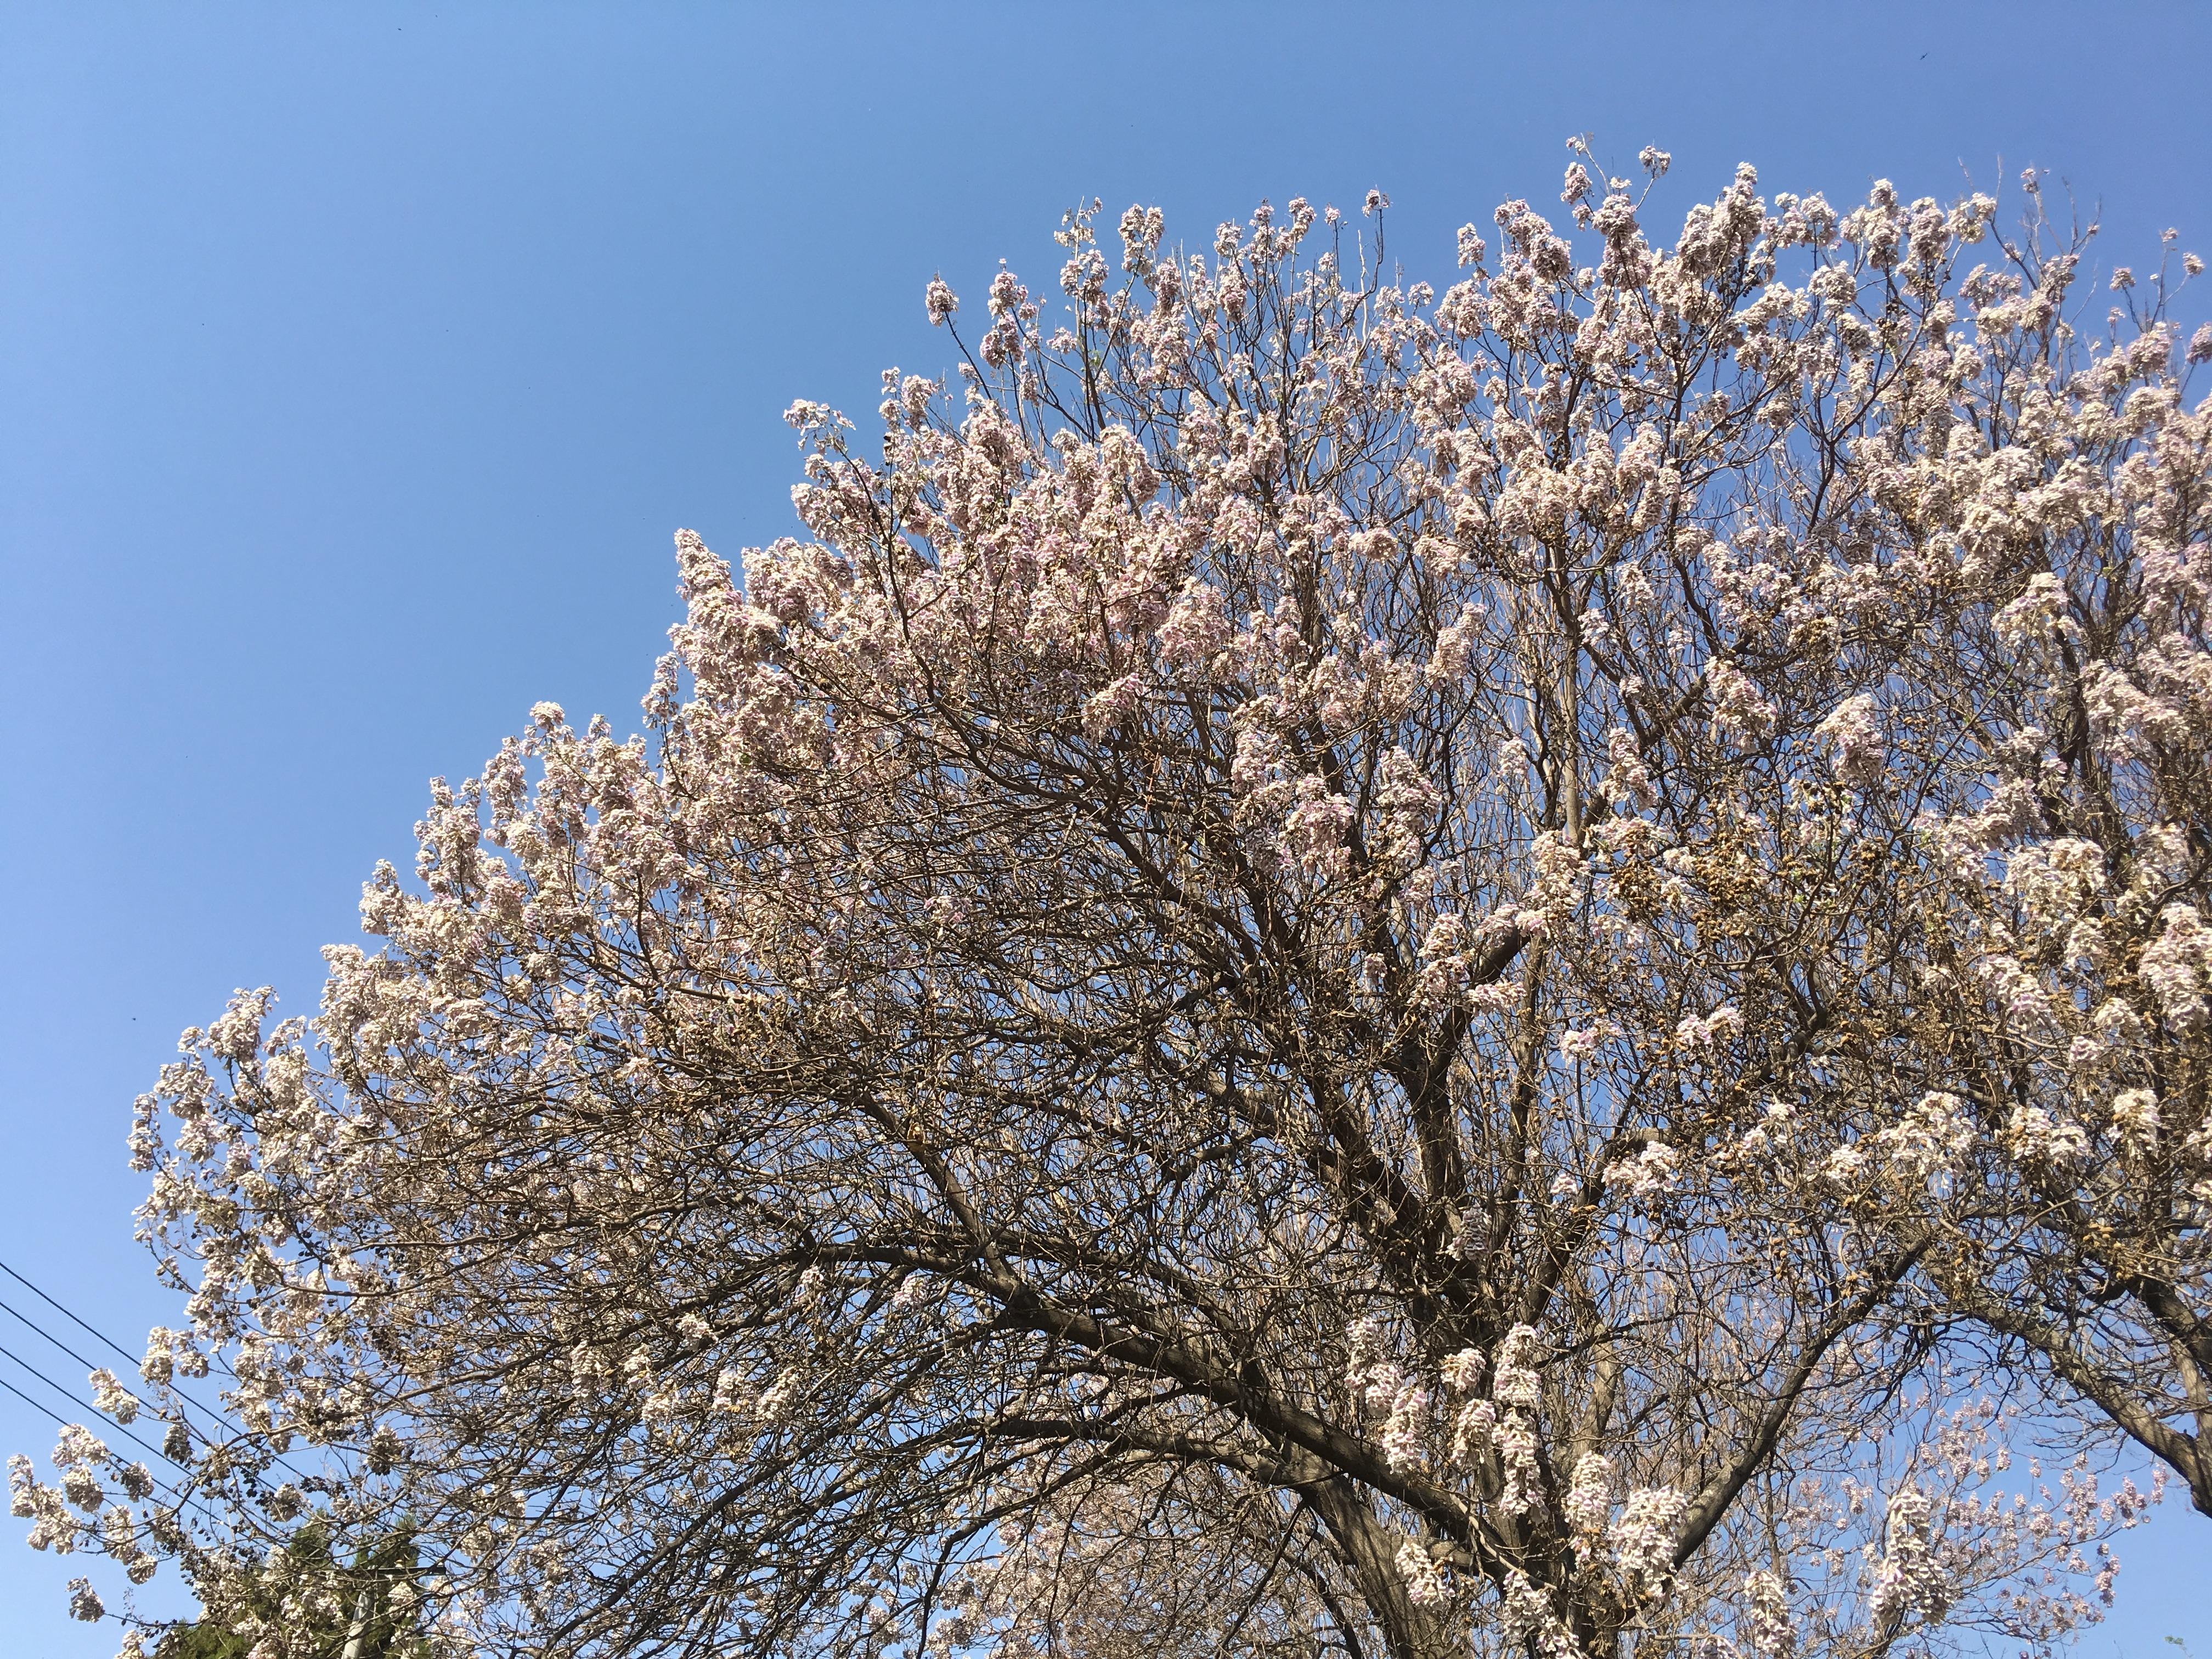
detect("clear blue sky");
top-left (3, 4), bottom-right (2207, 1651)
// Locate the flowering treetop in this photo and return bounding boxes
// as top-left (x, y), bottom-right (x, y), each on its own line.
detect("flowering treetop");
top-left (12, 141), bottom-right (2205, 1659)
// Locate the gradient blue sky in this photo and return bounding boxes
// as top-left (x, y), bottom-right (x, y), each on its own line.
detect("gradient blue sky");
top-left (4, 4), bottom-right (2209, 1651)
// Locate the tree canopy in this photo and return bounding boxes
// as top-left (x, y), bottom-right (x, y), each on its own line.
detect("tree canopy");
top-left (13, 144), bottom-right (2208, 1659)
top-left (154, 1527), bottom-right (426, 1659)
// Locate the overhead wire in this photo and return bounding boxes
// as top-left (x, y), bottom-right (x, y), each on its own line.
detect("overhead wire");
top-left (0, 1258), bottom-right (146, 1369)
top-left (0, 1254), bottom-right (244, 1402)
top-left (0, 1261), bottom-right (471, 1583)
top-left (0, 1256), bottom-right (318, 1486)
top-left (0, 1286), bottom-right (235, 1452)
top-left (0, 1339), bottom-right (195, 1475)
top-left (0, 1357), bottom-right (205, 1516)
top-left (0, 1255), bottom-right (479, 1605)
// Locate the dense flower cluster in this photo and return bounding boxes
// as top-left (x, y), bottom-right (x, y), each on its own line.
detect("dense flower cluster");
top-left (14, 142), bottom-right (2204, 1659)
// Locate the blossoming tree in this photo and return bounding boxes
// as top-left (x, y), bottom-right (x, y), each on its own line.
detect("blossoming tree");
top-left (1785, 223), bottom-right (2212, 1519)
top-left (13, 145), bottom-right (2200, 1659)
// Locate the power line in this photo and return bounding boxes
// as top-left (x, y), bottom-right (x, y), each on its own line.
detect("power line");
top-left (0, 1257), bottom-right (146, 1369)
top-left (0, 1294), bottom-right (138, 1395)
top-left (0, 1256), bottom-right (319, 1485)
top-left (0, 1339), bottom-right (194, 1475)
top-left (0, 1262), bottom-right (463, 1583)
top-left (0, 1369), bottom-right (78, 1432)
top-left (0, 1289), bottom-right (233, 1449)
top-left (0, 1358), bottom-right (205, 1516)
top-left (0, 1317), bottom-right (278, 1526)
top-left (0, 1398), bottom-right (195, 1514)
top-left (0, 1254), bottom-right (244, 1401)
top-left (0, 1255), bottom-right (472, 1581)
